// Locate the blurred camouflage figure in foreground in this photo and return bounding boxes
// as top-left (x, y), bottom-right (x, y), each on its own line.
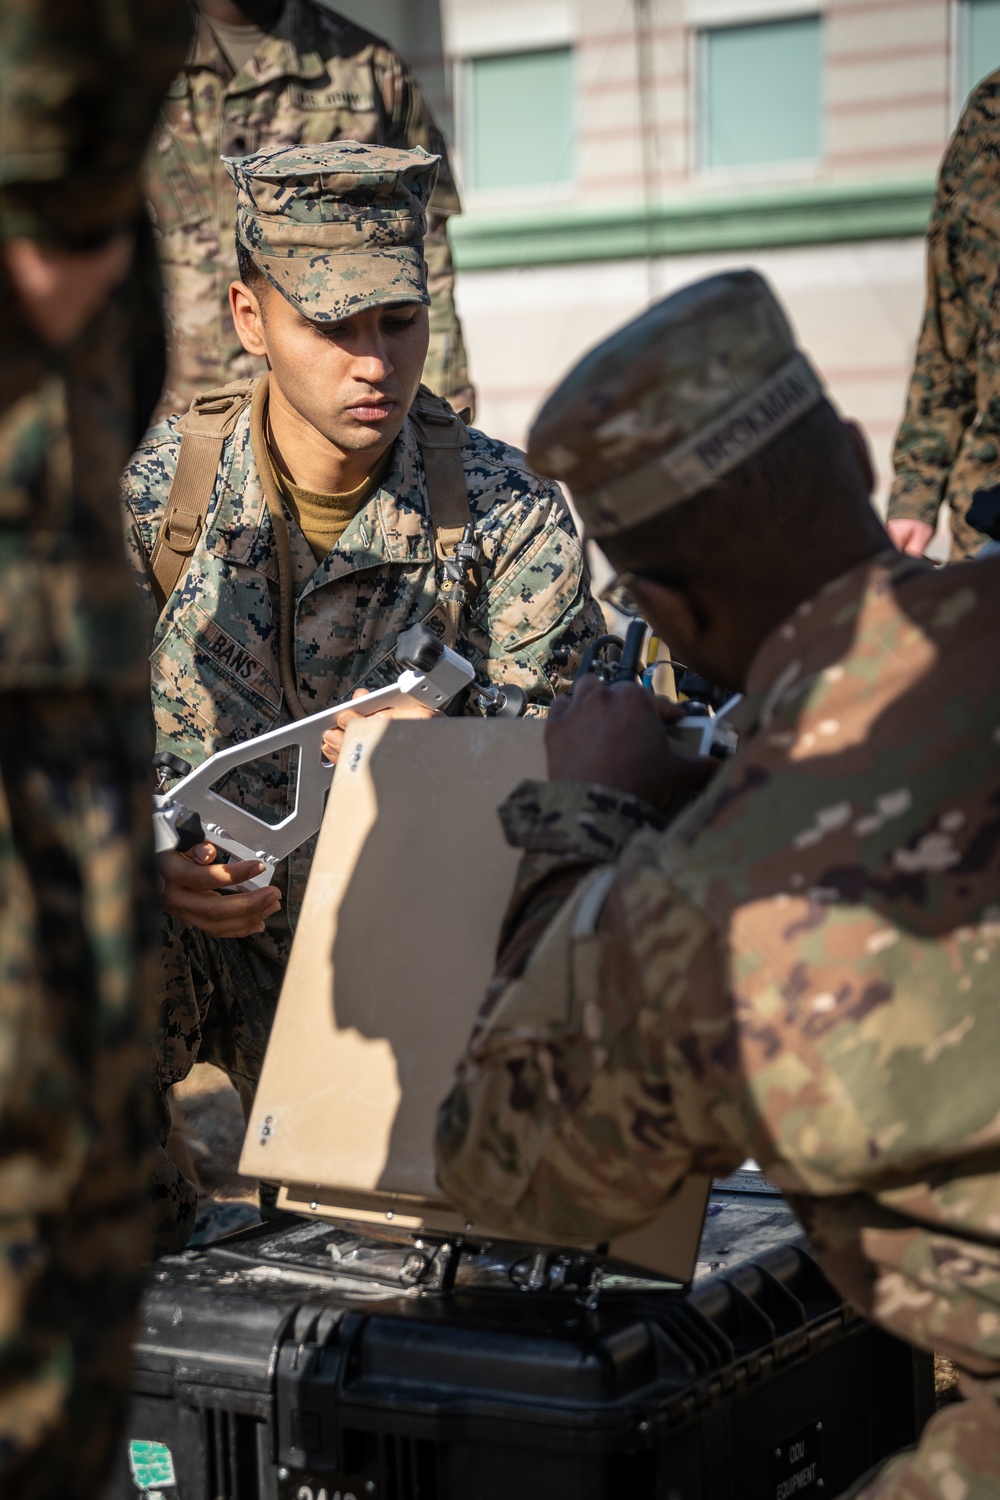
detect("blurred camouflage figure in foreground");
top-left (437, 271), bottom-right (1000, 1499)
top-left (148, 0), bottom-right (474, 418)
top-left (0, 0), bottom-right (189, 1493)
top-left (122, 141), bottom-right (601, 1252)
top-left (888, 69), bottom-right (1000, 560)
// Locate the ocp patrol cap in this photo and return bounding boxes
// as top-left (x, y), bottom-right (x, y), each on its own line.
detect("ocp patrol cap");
top-left (527, 270), bottom-right (825, 538)
top-left (225, 140), bottom-right (440, 322)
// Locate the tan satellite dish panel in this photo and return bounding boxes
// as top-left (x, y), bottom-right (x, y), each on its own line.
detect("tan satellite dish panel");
top-left (241, 716), bottom-right (709, 1282)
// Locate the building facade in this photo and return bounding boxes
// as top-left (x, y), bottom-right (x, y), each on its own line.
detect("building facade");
top-left (333, 0), bottom-right (1000, 536)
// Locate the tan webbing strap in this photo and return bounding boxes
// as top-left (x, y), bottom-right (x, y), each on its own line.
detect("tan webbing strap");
top-left (149, 380), bottom-right (256, 614)
top-left (408, 387), bottom-right (477, 650)
top-left (409, 385), bottom-right (472, 562)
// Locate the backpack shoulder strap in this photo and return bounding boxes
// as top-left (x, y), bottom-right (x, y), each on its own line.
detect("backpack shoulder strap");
top-left (408, 384), bottom-right (472, 562)
top-left (148, 379), bottom-right (257, 615)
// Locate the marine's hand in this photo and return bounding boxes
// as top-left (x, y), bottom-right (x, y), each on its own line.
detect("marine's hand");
top-left (887, 517), bottom-right (935, 557)
top-left (545, 675), bottom-right (717, 808)
top-left (4, 233), bottom-right (134, 347)
top-left (157, 842), bottom-right (281, 938)
top-left (321, 687), bottom-right (438, 765)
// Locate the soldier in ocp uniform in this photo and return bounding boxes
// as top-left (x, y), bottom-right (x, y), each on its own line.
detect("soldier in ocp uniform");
top-left (0, 1), bottom-right (190, 1493)
top-left (148, 0), bottom-right (474, 418)
top-left (123, 140), bottom-right (602, 1252)
top-left (437, 271), bottom-right (1000, 1499)
top-left (888, 70), bottom-right (1000, 560)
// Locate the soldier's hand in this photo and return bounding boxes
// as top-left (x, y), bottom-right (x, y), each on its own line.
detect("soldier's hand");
top-left (545, 675), bottom-right (717, 809)
top-left (157, 842), bottom-right (282, 939)
top-left (887, 517), bottom-right (935, 557)
top-left (4, 233), bottom-right (134, 347)
top-left (321, 688), bottom-right (438, 765)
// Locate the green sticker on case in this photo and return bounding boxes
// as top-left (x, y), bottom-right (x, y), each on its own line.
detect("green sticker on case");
top-left (128, 1439), bottom-right (176, 1491)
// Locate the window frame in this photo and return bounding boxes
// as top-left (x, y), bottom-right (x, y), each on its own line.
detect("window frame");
top-left (686, 0), bottom-right (820, 23)
top-left (694, 10), bottom-right (825, 181)
top-left (954, 0), bottom-right (1000, 111)
top-left (456, 43), bottom-right (577, 204)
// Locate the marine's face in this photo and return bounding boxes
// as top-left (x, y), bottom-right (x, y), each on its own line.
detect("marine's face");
top-left (231, 277), bottom-right (430, 463)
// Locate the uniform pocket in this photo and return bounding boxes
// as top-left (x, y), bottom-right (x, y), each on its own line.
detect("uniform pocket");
top-left (475, 518), bottom-right (585, 658)
top-left (151, 602), bottom-right (281, 757)
top-left (151, 613), bottom-right (299, 831)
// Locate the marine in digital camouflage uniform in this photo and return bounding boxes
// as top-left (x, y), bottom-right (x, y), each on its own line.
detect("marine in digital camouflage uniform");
top-left (122, 141), bottom-right (602, 1252)
top-left (436, 270), bottom-right (1000, 1500)
top-left (148, 0), bottom-right (474, 417)
top-left (0, 1), bottom-right (189, 1493)
top-left (888, 70), bottom-right (1000, 559)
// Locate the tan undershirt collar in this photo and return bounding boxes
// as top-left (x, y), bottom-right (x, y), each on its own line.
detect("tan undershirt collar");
top-left (268, 444), bottom-right (392, 563)
top-left (205, 16), bottom-right (266, 74)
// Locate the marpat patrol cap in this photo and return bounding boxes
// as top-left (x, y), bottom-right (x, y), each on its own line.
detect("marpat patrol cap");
top-left (527, 270), bottom-right (825, 538)
top-left (225, 140), bottom-right (440, 321)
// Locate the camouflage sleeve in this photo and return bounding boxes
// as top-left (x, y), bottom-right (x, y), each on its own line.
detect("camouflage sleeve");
top-left (121, 503), bottom-right (157, 616)
top-left (0, 0), bottom-right (190, 247)
top-left (119, 421), bottom-right (178, 619)
top-left (887, 88), bottom-right (983, 527)
top-left (499, 777), bottom-right (665, 861)
top-left (434, 792), bottom-right (731, 1236)
top-left (435, 796), bottom-right (737, 1244)
top-left (468, 453), bottom-right (605, 710)
top-left (490, 778), bottom-right (666, 964)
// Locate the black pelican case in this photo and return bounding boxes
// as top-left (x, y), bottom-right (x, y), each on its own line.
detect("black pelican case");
top-left (109, 1209), bottom-right (933, 1500)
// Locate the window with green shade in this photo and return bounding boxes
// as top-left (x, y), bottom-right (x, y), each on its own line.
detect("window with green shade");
top-left (700, 15), bottom-right (822, 170)
top-left (466, 48), bottom-right (574, 191)
top-left (962, 0), bottom-right (1000, 97)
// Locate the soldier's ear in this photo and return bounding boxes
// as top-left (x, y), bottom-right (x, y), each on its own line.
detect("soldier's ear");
top-left (230, 280), bottom-right (268, 358)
